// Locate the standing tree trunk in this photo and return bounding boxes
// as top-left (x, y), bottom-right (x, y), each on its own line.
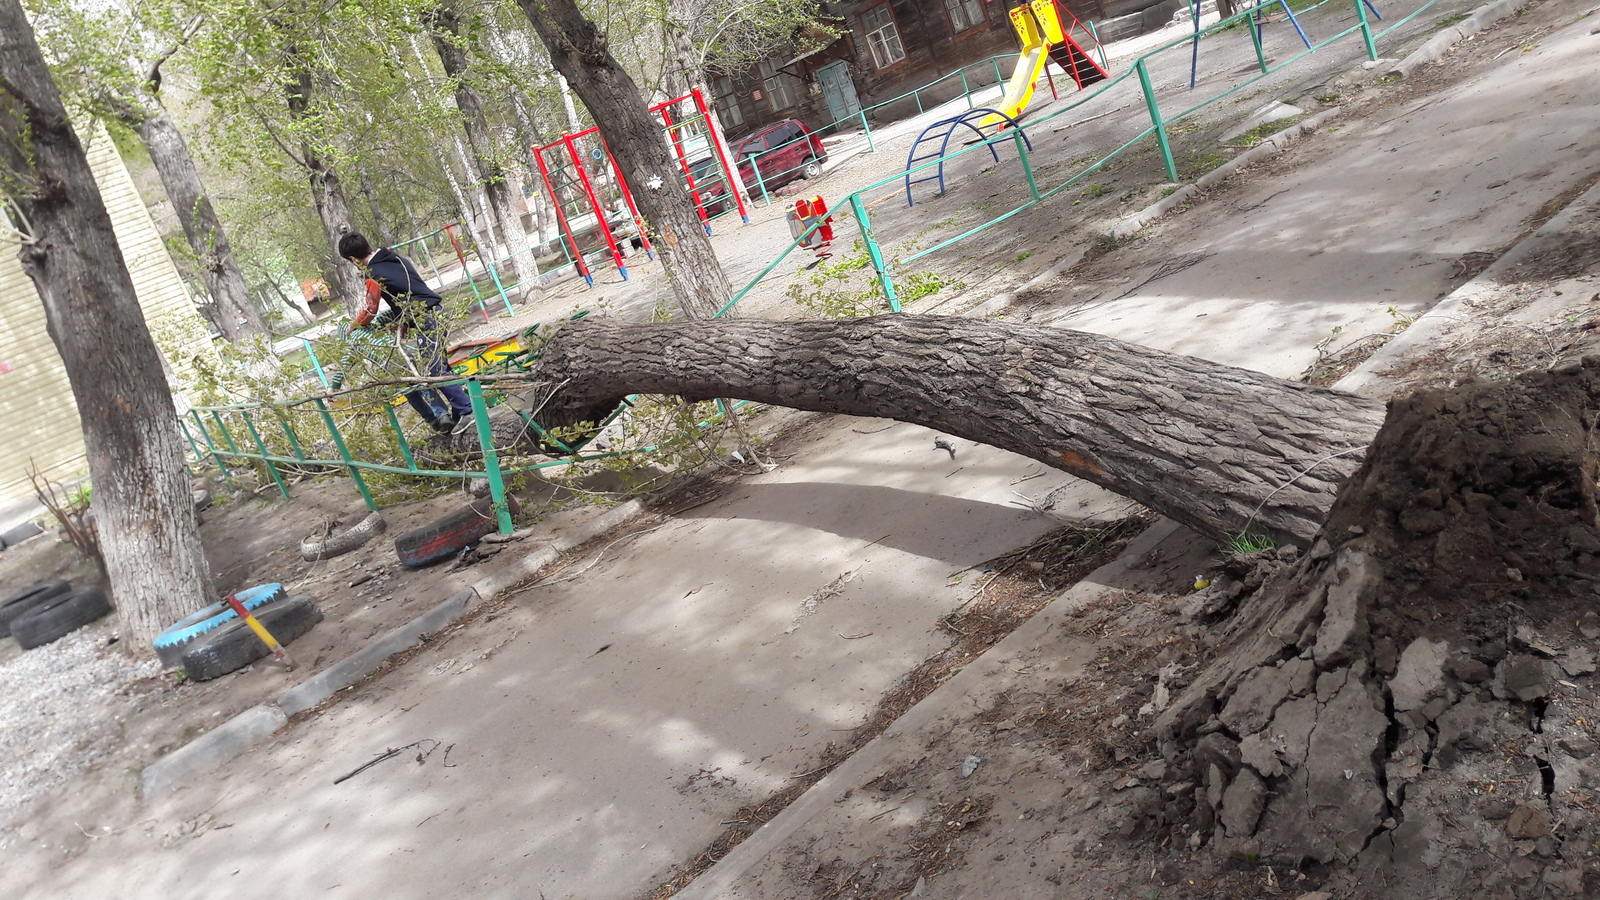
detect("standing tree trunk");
top-left (517, 0), bottom-right (734, 319)
top-left (106, 98), bottom-right (267, 342)
top-left (428, 0), bottom-right (540, 299)
top-left (0, 1), bottom-right (213, 656)
top-left (357, 169), bottom-right (396, 247)
top-left (526, 315), bottom-right (1387, 545)
top-left (284, 65), bottom-right (363, 317)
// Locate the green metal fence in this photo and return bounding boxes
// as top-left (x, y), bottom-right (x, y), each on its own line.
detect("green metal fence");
top-left (726, 0), bottom-right (1443, 306)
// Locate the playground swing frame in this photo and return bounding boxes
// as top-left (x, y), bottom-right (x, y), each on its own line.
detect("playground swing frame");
top-left (532, 87), bottom-right (747, 288)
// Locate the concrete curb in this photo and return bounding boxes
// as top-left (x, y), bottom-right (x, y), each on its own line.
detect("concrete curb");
top-left (1337, 175), bottom-right (1600, 396)
top-left (139, 499), bottom-right (649, 801)
top-left (141, 705), bottom-right (286, 802)
top-left (1389, 0), bottom-right (1523, 78)
top-left (1111, 106), bottom-right (1344, 238)
top-left (675, 519), bottom-right (1185, 900)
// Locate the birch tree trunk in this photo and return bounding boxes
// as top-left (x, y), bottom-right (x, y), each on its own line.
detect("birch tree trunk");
top-left (517, 0), bottom-right (734, 319)
top-left (529, 315), bottom-right (1388, 545)
top-left (428, 0), bottom-right (540, 298)
top-left (0, 2), bottom-right (213, 656)
top-left (357, 169), bottom-right (396, 246)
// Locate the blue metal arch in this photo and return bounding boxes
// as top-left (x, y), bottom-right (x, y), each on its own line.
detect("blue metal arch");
top-left (904, 108), bottom-right (1033, 207)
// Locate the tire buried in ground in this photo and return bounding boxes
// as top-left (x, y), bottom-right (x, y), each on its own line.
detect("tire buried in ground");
top-left (180, 595), bottom-right (323, 682)
top-left (0, 580), bottom-right (71, 638)
top-left (395, 496), bottom-right (519, 568)
top-left (11, 587), bottom-right (113, 649)
top-left (152, 583), bottom-right (285, 668)
top-left (300, 512), bottom-right (387, 561)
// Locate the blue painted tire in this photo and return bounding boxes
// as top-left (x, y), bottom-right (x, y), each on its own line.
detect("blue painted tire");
top-left (152, 583), bottom-right (283, 669)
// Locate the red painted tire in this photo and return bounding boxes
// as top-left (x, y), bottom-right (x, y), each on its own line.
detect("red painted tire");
top-left (394, 496), bottom-right (519, 569)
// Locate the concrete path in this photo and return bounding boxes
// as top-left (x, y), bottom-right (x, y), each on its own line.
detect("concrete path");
top-left (1045, 4), bottom-right (1600, 378)
top-left (2, 419), bottom-right (1127, 900)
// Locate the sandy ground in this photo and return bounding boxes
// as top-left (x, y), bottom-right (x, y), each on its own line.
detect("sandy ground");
top-left (0, 1), bottom-right (1597, 897)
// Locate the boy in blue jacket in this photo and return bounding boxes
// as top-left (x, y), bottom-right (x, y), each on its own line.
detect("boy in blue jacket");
top-left (338, 232), bottom-right (474, 434)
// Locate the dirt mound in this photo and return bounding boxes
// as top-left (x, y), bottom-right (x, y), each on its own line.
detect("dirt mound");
top-left (1151, 358), bottom-right (1600, 896)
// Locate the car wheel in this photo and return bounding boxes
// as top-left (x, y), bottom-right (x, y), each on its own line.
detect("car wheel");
top-left (801, 159), bottom-right (823, 179)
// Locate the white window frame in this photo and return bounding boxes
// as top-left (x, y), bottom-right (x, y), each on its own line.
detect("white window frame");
top-left (861, 4), bottom-right (906, 69)
top-left (712, 75), bottom-right (744, 128)
top-left (944, 0), bottom-right (985, 33)
top-left (758, 60), bottom-right (796, 112)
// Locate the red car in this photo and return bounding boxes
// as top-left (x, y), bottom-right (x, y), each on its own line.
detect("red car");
top-left (690, 119), bottom-right (828, 217)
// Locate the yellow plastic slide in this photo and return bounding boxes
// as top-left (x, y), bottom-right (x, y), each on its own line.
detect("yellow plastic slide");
top-left (980, 0), bottom-right (1060, 128)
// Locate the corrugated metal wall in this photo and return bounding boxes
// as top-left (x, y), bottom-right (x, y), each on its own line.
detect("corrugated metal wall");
top-left (0, 125), bottom-right (213, 505)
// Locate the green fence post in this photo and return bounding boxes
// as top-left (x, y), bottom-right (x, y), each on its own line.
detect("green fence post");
top-left (179, 418), bottom-right (205, 468)
top-left (750, 161), bottom-right (772, 205)
top-left (240, 411), bottom-right (290, 499)
top-left (858, 111), bottom-right (876, 153)
top-left (209, 411), bottom-right (242, 455)
top-left (1087, 21), bottom-right (1110, 71)
top-left (386, 406), bottom-right (419, 472)
top-left (480, 250), bottom-right (517, 316)
top-left (992, 56), bottom-right (1004, 89)
top-left (1354, 0), bottom-right (1379, 61)
top-left (850, 193), bottom-right (899, 312)
top-left (274, 409), bottom-right (308, 462)
top-left (1248, 10), bottom-right (1269, 73)
top-left (466, 379), bottom-right (514, 535)
top-left (189, 410), bottom-right (235, 484)
top-left (915, 90), bottom-right (924, 115)
top-left (1015, 132), bottom-right (1041, 201)
top-left (301, 338), bottom-right (329, 389)
top-left (315, 398), bottom-right (377, 512)
top-left (1135, 59), bottom-right (1179, 182)
top-left (962, 70), bottom-right (973, 109)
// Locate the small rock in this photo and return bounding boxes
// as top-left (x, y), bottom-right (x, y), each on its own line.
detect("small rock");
top-left (911, 875), bottom-right (926, 896)
top-left (1579, 611), bottom-right (1600, 640)
top-left (1187, 831), bottom-right (1204, 849)
top-left (1082, 796), bottom-right (1102, 811)
top-left (1448, 655), bottom-right (1492, 684)
top-left (1390, 637), bottom-right (1450, 712)
top-left (1112, 776), bottom-right (1141, 791)
top-left (1137, 760), bottom-right (1167, 781)
top-left (1219, 768), bottom-right (1267, 838)
top-left (1498, 654), bottom-right (1552, 701)
top-left (1296, 893), bottom-right (1333, 900)
top-left (1507, 804), bottom-right (1554, 839)
top-left (1557, 736), bottom-right (1596, 759)
top-left (1560, 648), bottom-right (1595, 677)
top-left (1506, 567), bottom-right (1524, 582)
top-left (1513, 626), bottom-right (1557, 657)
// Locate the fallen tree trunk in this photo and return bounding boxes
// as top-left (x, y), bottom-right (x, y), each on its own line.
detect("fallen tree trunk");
top-left (530, 315), bottom-right (1387, 545)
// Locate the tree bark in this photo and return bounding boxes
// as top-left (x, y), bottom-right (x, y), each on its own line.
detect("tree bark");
top-left (134, 110), bottom-right (267, 341)
top-left (0, 0), bottom-right (214, 657)
top-left (517, 0), bottom-right (734, 319)
top-left (428, 0), bottom-right (540, 298)
top-left (528, 315), bottom-right (1388, 545)
top-left (284, 65), bottom-right (363, 317)
top-left (357, 169), bottom-right (396, 247)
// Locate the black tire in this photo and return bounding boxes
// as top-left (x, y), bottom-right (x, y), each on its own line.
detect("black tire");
top-left (0, 580), bottom-right (71, 638)
top-left (180, 595), bottom-right (322, 682)
top-left (11, 587), bottom-right (112, 650)
top-left (395, 496), bottom-right (519, 568)
top-left (0, 521), bottom-right (43, 547)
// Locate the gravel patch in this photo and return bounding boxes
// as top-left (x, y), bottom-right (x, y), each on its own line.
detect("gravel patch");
top-left (0, 627), bottom-right (166, 826)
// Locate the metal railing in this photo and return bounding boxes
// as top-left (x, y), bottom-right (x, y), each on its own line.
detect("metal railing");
top-left (726, 0), bottom-right (1442, 305)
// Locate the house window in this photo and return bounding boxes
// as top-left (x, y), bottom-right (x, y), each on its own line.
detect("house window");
top-left (713, 76), bottom-right (744, 128)
top-left (944, 0), bottom-right (985, 33)
top-left (758, 60), bottom-right (796, 112)
top-left (860, 4), bottom-right (906, 69)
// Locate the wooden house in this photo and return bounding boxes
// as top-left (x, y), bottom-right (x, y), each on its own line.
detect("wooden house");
top-left (0, 126), bottom-right (213, 512)
top-left (710, 0), bottom-right (1185, 140)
